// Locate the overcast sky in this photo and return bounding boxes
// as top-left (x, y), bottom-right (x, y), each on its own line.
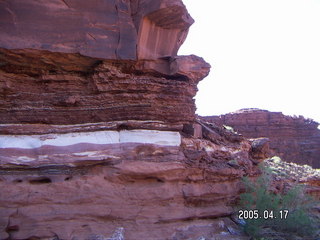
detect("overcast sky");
top-left (179, 0), bottom-right (320, 123)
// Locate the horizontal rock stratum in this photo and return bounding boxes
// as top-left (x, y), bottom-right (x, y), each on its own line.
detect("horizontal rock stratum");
top-left (0, 129), bottom-right (181, 166)
top-left (0, 49), bottom-right (209, 125)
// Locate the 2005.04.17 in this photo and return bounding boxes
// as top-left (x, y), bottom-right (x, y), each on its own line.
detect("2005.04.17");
top-left (238, 209), bottom-right (289, 220)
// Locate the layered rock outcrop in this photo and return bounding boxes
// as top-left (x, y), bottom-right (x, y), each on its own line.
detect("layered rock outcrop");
top-left (0, 1), bottom-right (266, 239)
top-left (202, 109), bottom-right (320, 168)
top-left (0, 49), bottom-right (209, 125)
top-left (0, 121), bottom-right (260, 240)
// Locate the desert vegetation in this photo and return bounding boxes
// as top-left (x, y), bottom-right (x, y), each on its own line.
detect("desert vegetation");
top-left (237, 157), bottom-right (320, 240)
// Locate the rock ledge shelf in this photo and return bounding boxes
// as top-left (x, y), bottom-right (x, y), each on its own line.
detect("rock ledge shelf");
top-left (0, 130), bottom-right (181, 167)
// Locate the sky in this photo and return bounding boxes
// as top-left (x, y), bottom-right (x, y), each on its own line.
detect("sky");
top-left (179, 0), bottom-right (320, 123)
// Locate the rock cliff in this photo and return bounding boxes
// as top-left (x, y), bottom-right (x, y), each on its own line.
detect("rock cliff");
top-left (202, 109), bottom-right (320, 168)
top-left (0, 1), bottom-right (286, 239)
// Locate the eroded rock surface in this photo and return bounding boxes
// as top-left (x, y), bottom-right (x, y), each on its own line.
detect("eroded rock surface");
top-left (0, 120), bottom-right (260, 240)
top-left (0, 0), bottom-right (193, 60)
top-left (0, 49), bottom-right (209, 125)
top-left (203, 109), bottom-right (320, 168)
top-left (0, 1), bottom-right (261, 239)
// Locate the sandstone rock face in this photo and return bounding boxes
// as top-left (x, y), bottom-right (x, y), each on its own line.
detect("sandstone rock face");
top-left (1, 1), bottom-right (259, 239)
top-left (202, 109), bottom-right (320, 168)
top-left (0, 0), bottom-right (193, 60)
top-left (0, 121), bottom-right (259, 240)
top-left (0, 49), bottom-right (209, 125)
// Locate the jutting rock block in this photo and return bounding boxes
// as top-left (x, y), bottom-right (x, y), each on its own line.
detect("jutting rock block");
top-left (1, 0), bottom-right (193, 60)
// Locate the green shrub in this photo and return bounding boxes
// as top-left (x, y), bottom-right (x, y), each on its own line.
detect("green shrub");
top-left (237, 164), bottom-right (319, 239)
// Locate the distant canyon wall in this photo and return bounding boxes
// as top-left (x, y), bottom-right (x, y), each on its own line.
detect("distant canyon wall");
top-left (202, 109), bottom-right (320, 168)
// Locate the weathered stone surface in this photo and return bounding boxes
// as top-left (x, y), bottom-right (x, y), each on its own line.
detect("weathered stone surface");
top-left (0, 0), bottom-right (193, 60)
top-left (0, 124), bottom-right (256, 240)
top-left (0, 0), bottom-right (210, 126)
top-left (133, 0), bottom-right (194, 59)
top-left (202, 108), bottom-right (320, 168)
top-left (249, 138), bottom-right (270, 163)
top-left (0, 129), bottom-right (182, 167)
top-left (0, 0), bottom-right (137, 59)
top-left (0, 48), bottom-right (209, 125)
top-left (2, 117), bottom-right (317, 239)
